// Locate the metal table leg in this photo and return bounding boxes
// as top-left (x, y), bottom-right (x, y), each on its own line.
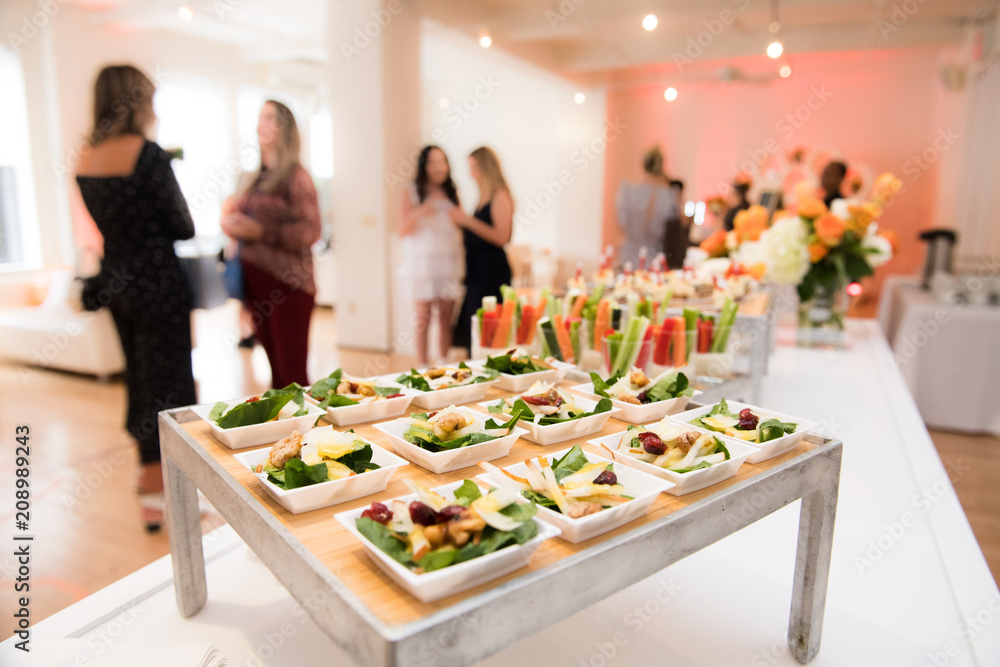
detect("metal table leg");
top-left (163, 452), bottom-right (207, 617)
top-left (788, 475), bottom-right (839, 664)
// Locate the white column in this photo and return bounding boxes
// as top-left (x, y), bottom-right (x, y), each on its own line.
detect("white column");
top-left (327, 0), bottom-right (421, 350)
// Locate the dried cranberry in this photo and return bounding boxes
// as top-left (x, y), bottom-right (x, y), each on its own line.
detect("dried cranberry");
top-left (438, 505), bottom-right (465, 521)
top-left (594, 469), bottom-right (618, 485)
top-left (385, 393), bottom-right (403, 399)
top-left (245, 396), bottom-right (261, 403)
top-left (637, 431), bottom-right (666, 455)
top-left (521, 394), bottom-right (552, 406)
top-left (738, 408), bottom-right (759, 430)
top-left (636, 391), bottom-right (648, 404)
top-left (360, 502), bottom-right (392, 525)
top-left (409, 501), bottom-right (440, 526)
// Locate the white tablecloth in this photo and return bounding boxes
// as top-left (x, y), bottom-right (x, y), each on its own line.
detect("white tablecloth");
top-left (3, 321), bottom-right (998, 666)
top-left (878, 274), bottom-right (1000, 435)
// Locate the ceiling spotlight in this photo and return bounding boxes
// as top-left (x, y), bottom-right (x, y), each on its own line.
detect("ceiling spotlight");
top-left (438, 99), bottom-right (450, 109)
top-left (573, 92), bottom-right (586, 104)
top-left (479, 33), bottom-right (492, 48)
top-left (664, 87), bottom-right (678, 101)
top-left (643, 14), bottom-right (658, 31)
top-left (178, 5), bottom-right (193, 21)
top-left (779, 64), bottom-right (792, 78)
top-left (767, 40), bottom-right (783, 58)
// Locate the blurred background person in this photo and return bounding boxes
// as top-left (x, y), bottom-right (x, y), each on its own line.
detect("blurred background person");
top-left (450, 146), bottom-right (513, 354)
top-left (398, 145), bottom-right (462, 365)
top-left (821, 160), bottom-right (848, 208)
top-left (75, 64), bottom-right (196, 532)
top-left (664, 178), bottom-right (691, 269)
top-left (222, 100), bottom-right (321, 388)
top-left (723, 172), bottom-right (752, 231)
top-left (615, 145), bottom-right (678, 269)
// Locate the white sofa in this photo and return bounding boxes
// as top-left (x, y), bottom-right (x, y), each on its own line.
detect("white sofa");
top-left (0, 268), bottom-right (125, 380)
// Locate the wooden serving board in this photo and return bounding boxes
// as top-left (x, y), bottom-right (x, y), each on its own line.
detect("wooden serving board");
top-left (182, 381), bottom-right (813, 627)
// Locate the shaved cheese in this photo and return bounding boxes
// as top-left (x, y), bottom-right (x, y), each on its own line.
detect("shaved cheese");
top-left (403, 479), bottom-right (451, 511)
top-left (390, 499), bottom-right (412, 534)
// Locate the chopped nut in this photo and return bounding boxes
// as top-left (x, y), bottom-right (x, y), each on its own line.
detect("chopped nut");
top-left (426, 367), bottom-right (447, 379)
top-left (616, 393), bottom-right (641, 405)
top-left (628, 369), bottom-right (649, 387)
top-left (267, 431), bottom-right (303, 469)
top-left (567, 502), bottom-right (603, 518)
top-left (676, 430), bottom-right (700, 453)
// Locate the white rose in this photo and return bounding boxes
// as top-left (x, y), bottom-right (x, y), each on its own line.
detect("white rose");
top-left (829, 198), bottom-right (860, 220)
top-left (762, 216), bottom-right (811, 286)
top-left (863, 223), bottom-right (893, 268)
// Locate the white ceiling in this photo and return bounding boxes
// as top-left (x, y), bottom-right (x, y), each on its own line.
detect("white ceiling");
top-left (73, 0), bottom-right (998, 81)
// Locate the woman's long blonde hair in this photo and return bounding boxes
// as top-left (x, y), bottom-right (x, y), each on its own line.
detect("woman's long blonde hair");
top-left (470, 146), bottom-right (510, 204)
top-left (239, 100), bottom-right (301, 195)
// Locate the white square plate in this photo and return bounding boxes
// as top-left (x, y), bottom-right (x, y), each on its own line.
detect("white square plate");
top-left (670, 400), bottom-right (817, 464)
top-left (372, 411), bottom-right (528, 474)
top-left (334, 480), bottom-right (561, 603)
top-left (468, 358), bottom-right (575, 393)
top-left (191, 398), bottom-right (325, 450)
top-left (233, 438), bottom-right (408, 514)
top-left (588, 428), bottom-right (757, 495)
top-left (304, 389), bottom-right (416, 427)
top-left (569, 383), bottom-right (698, 425)
top-left (477, 448), bottom-right (673, 543)
top-left (478, 396), bottom-right (618, 446)
top-left (379, 371), bottom-right (499, 411)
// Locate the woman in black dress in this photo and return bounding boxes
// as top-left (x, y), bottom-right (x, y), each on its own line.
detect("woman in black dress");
top-left (450, 146), bottom-right (513, 354)
top-left (75, 65), bottom-right (196, 532)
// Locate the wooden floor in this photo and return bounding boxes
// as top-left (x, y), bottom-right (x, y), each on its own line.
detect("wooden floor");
top-left (0, 304), bottom-right (996, 638)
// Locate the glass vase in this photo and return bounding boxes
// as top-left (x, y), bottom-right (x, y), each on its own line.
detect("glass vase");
top-left (797, 281), bottom-right (848, 348)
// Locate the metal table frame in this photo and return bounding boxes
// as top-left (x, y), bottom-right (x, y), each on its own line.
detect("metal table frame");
top-left (159, 408), bottom-right (841, 667)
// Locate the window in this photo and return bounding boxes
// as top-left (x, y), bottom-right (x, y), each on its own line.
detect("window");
top-left (0, 46), bottom-right (41, 269)
top-left (154, 75), bottom-right (232, 236)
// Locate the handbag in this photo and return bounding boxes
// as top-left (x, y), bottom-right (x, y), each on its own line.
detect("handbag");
top-left (221, 241), bottom-right (244, 301)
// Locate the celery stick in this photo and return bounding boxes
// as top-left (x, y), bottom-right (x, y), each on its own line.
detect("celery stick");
top-left (482, 296), bottom-right (497, 312)
top-left (683, 308), bottom-right (699, 363)
top-left (712, 299), bottom-right (738, 353)
top-left (570, 320), bottom-right (581, 363)
top-left (613, 315), bottom-right (649, 376)
top-left (605, 333), bottom-right (623, 373)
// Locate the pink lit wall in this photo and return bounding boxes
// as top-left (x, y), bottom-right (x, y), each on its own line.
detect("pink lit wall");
top-left (602, 47), bottom-right (969, 294)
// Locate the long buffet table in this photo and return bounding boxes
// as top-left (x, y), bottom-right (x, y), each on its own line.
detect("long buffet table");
top-left (4, 320), bottom-right (998, 666)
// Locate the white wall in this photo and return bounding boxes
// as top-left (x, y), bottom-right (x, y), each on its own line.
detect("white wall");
top-left (388, 19), bottom-right (607, 356)
top-left (2, 2), bottom-right (327, 272)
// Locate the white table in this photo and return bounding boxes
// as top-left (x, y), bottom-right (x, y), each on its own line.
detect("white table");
top-left (879, 274), bottom-right (1000, 435)
top-left (4, 321), bottom-right (998, 667)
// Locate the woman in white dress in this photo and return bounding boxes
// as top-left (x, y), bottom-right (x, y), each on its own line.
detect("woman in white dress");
top-left (398, 146), bottom-right (462, 365)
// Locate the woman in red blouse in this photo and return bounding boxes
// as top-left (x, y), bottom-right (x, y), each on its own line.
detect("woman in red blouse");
top-left (221, 100), bottom-right (321, 388)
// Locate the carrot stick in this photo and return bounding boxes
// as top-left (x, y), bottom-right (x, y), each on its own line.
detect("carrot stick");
top-left (491, 296), bottom-right (517, 348)
top-left (552, 314), bottom-right (575, 363)
top-left (570, 293), bottom-right (588, 319)
top-left (593, 299), bottom-right (610, 351)
top-left (672, 316), bottom-right (686, 367)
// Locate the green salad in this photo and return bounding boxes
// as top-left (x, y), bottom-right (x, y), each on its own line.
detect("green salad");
top-left (402, 407), bottom-right (519, 452)
top-left (356, 480), bottom-right (539, 574)
top-left (307, 368), bottom-right (404, 409)
top-left (208, 383), bottom-right (311, 429)
top-left (395, 362), bottom-right (498, 392)
top-left (589, 368), bottom-right (694, 405)
top-left (689, 398), bottom-right (797, 443)
top-left (484, 349), bottom-right (554, 375)
top-left (252, 425), bottom-right (380, 491)
top-left (489, 382), bottom-right (613, 425)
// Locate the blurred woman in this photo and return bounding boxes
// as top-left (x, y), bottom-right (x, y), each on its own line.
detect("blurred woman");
top-left (398, 146), bottom-right (462, 365)
top-left (222, 100), bottom-right (321, 388)
top-left (820, 160), bottom-right (848, 208)
top-left (450, 146), bottom-right (513, 354)
top-left (615, 145), bottom-right (678, 269)
top-left (75, 64), bottom-right (196, 532)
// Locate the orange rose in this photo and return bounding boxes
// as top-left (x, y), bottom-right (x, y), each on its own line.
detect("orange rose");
top-left (747, 262), bottom-right (767, 280)
top-left (797, 197), bottom-right (827, 220)
top-left (872, 172), bottom-right (903, 204)
top-left (808, 243), bottom-right (829, 263)
top-left (733, 205), bottom-right (769, 242)
top-left (814, 213), bottom-right (846, 247)
top-left (700, 229), bottom-right (728, 258)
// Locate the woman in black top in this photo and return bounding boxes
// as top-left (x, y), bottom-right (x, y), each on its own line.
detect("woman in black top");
top-left (450, 146), bottom-right (513, 353)
top-left (75, 64), bottom-right (196, 532)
